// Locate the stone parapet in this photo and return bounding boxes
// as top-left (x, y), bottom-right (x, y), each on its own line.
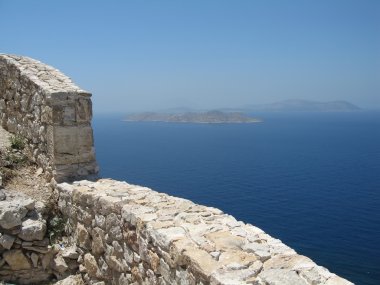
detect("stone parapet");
top-left (0, 54), bottom-right (98, 182)
top-left (57, 179), bottom-right (354, 285)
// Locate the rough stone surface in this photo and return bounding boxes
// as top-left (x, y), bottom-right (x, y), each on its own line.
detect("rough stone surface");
top-left (0, 54), bottom-right (98, 182)
top-left (18, 218), bottom-right (47, 241)
top-left (0, 199), bottom-right (28, 229)
top-left (0, 233), bottom-right (15, 249)
top-left (55, 274), bottom-right (85, 285)
top-left (0, 193), bottom-right (78, 284)
top-left (3, 249), bottom-right (32, 270)
top-left (57, 179), bottom-right (354, 285)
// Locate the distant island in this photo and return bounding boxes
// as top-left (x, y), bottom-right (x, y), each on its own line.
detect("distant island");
top-left (124, 110), bottom-right (261, 124)
top-left (244, 99), bottom-right (361, 112)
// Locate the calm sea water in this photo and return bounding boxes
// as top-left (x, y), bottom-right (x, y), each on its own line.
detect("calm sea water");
top-left (93, 111), bottom-right (380, 285)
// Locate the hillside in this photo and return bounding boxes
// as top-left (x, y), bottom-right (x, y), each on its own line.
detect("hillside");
top-left (246, 99), bottom-right (361, 112)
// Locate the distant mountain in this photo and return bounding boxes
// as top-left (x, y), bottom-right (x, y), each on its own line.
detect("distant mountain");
top-left (124, 110), bottom-right (261, 124)
top-left (245, 99), bottom-right (361, 112)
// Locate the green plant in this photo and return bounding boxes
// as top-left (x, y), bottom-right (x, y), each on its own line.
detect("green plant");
top-left (9, 135), bottom-right (25, 150)
top-left (48, 215), bottom-right (67, 243)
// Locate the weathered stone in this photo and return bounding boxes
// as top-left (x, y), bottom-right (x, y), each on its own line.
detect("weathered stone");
top-left (77, 223), bottom-right (90, 249)
top-left (55, 274), bottom-right (85, 285)
top-left (259, 268), bottom-right (309, 285)
top-left (206, 231), bottom-right (245, 251)
top-left (211, 266), bottom-right (261, 284)
top-left (23, 245), bottom-right (50, 253)
top-left (325, 275), bottom-right (355, 285)
top-left (218, 250), bottom-right (258, 268)
top-left (84, 253), bottom-right (99, 277)
top-left (148, 250), bottom-right (160, 273)
top-left (18, 218), bottom-right (47, 241)
top-left (0, 233), bottom-right (15, 249)
top-left (62, 245), bottom-right (79, 259)
top-left (31, 252), bottom-right (39, 267)
top-left (0, 189), bottom-right (6, 201)
top-left (107, 255), bottom-right (125, 272)
top-left (3, 249), bottom-right (32, 270)
top-left (183, 248), bottom-right (220, 279)
top-left (263, 254), bottom-right (315, 271)
top-left (242, 242), bottom-right (271, 262)
top-left (92, 227), bottom-right (105, 255)
top-left (53, 254), bottom-right (69, 273)
top-left (150, 226), bottom-right (187, 250)
top-left (0, 200), bottom-right (28, 229)
top-left (42, 250), bottom-right (55, 270)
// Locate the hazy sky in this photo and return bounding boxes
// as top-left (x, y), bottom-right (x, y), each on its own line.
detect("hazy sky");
top-left (1, 0), bottom-right (379, 113)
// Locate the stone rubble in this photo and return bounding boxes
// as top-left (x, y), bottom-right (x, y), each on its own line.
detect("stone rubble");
top-left (0, 190), bottom-right (79, 284)
top-left (57, 179), bottom-right (354, 285)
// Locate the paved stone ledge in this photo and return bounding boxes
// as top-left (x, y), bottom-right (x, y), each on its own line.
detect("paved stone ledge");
top-left (57, 179), bottom-right (354, 285)
top-left (0, 54), bottom-right (87, 94)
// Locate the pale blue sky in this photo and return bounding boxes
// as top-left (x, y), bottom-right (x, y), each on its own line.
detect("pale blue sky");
top-left (1, 0), bottom-right (379, 113)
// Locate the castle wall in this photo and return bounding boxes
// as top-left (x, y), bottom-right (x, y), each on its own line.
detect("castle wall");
top-left (57, 179), bottom-right (353, 285)
top-left (0, 54), bottom-right (98, 182)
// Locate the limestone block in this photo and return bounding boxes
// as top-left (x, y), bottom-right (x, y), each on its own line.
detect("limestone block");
top-left (206, 231), bottom-right (245, 251)
top-left (62, 245), bottom-right (80, 259)
top-left (107, 255), bottom-right (125, 272)
top-left (0, 99), bottom-right (5, 111)
top-left (84, 253), bottom-right (99, 278)
top-left (41, 105), bottom-right (53, 123)
top-left (0, 233), bottom-right (16, 249)
top-left (92, 227), bottom-right (105, 255)
top-left (149, 226), bottom-right (187, 250)
top-left (263, 254), bottom-right (315, 271)
top-left (51, 103), bottom-right (76, 125)
top-left (52, 125), bottom-right (95, 165)
top-left (3, 249), bottom-right (32, 270)
top-left (0, 200), bottom-right (28, 229)
top-left (76, 97), bottom-right (92, 122)
top-left (55, 274), bottom-right (85, 285)
top-left (183, 248), bottom-right (220, 280)
top-left (218, 250), bottom-right (258, 268)
top-left (242, 241), bottom-right (271, 262)
top-left (31, 252), bottom-right (39, 267)
top-left (18, 218), bottom-right (47, 241)
top-left (53, 254), bottom-right (69, 273)
top-left (76, 223), bottom-right (91, 249)
top-left (258, 268), bottom-right (309, 285)
top-left (325, 276), bottom-right (355, 285)
top-left (211, 266), bottom-right (261, 285)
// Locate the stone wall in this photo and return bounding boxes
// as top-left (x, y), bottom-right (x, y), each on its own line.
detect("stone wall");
top-left (0, 190), bottom-right (79, 284)
top-left (0, 54), bottom-right (98, 182)
top-left (57, 179), bottom-right (353, 285)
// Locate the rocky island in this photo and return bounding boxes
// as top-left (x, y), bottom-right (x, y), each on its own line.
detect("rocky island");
top-left (124, 110), bottom-right (261, 124)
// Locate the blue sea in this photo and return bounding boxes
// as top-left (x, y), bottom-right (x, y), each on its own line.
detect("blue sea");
top-left (93, 111), bottom-right (380, 285)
